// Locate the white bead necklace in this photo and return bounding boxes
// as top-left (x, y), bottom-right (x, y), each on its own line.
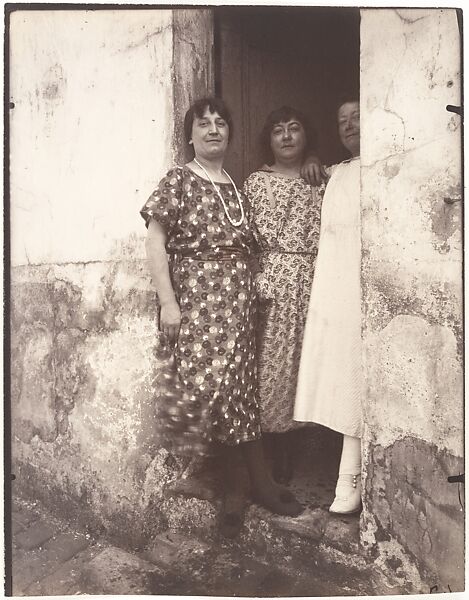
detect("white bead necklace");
top-left (193, 158), bottom-right (245, 227)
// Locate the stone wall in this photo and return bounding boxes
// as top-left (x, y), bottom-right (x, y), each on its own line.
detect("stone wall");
top-left (10, 8), bottom-right (213, 547)
top-left (360, 9), bottom-right (464, 591)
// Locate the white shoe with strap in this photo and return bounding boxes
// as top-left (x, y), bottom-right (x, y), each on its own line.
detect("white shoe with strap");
top-left (329, 473), bottom-right (362, 515)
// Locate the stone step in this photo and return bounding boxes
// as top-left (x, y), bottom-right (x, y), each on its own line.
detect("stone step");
top-left (141, 530), bottom-right (212, 568)
top-left (12, 491), bottom-right (376, 598)
top-left (73, 546), bottom-right (167, 595)
top-left (161, 480), bottom-right (361, 556)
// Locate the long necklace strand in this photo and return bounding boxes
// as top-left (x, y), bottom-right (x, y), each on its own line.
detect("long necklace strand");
top-left (193, 158), bottom-right (245, 227)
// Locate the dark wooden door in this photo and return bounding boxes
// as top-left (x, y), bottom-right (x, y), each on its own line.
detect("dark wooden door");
top-left (215, 7), bottom-right (360, 185)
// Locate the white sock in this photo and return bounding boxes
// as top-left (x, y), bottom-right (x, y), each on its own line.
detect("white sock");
top-left (338, 435), bottom-right (361, 476)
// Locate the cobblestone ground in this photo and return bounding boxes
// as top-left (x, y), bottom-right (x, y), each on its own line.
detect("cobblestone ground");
top-left (9, 430), bottom-right (396, 596)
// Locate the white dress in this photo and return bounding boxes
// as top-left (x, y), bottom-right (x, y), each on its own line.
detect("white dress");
top-left (294, 157), bottom-right (363, 437)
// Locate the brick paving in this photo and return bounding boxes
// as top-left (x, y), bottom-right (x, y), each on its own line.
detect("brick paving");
top-left (9, 495), bottom-right (375, 596)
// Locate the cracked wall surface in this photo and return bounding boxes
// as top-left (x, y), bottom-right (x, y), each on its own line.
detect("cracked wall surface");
top-left (10, 9), bottom-right (214, 546)
top-left (10, 10), bottom-right (174, 266)
top-left (11, 261), bottom-right (179, 546)
top-left (360, 9), bottom-right (463, 591)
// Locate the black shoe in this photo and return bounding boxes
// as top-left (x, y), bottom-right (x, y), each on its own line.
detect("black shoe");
top-left (252, 487), bottom-right (303, 517)
top-left (219, 491), bottom-right (247, 539)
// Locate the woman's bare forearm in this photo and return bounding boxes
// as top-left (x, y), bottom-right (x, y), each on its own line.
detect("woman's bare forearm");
top-left (145, 220), bottom-right (181, 341)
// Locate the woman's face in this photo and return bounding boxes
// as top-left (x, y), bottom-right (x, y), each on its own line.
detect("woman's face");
top-left (338, 101), bottom-right (360, 157)
top-left (190, 107), bottom-right (229, 161)
top-left (270, 119), bottom-right (307, 163)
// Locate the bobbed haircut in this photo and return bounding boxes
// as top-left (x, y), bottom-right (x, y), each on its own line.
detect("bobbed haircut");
top-left (183, 97), bottom-right (234, 145)
top-left (259, 106), bottom-right (317, 166)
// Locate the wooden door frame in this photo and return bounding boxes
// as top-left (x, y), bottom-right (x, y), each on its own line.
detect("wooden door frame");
top-left (172, 8), bottom-right (215, 165)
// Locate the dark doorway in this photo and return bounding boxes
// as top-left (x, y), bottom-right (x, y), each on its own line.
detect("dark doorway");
top-left (214, 7), bottom-right (360, 522)
top-left (215, 6), bottom-right (360, 184)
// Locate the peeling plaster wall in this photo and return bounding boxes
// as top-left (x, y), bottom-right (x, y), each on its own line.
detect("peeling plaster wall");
top-left (10, 9), bottom-right (214, 545)
top-left (360, 9), bottom-right (463, 591)
top-left (10, 10), bottom-right (175, 266)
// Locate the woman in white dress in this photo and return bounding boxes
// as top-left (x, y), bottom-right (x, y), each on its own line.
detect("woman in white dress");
top-left (294, 97), bottom-right (363, 514)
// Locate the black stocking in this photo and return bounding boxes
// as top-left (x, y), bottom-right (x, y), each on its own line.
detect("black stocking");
top-left (216, 442), bottom-right (249, 538)
top-left (272, 432), bottom-right (294, 484)
top-left (242, 438), bottom-right (303, 517)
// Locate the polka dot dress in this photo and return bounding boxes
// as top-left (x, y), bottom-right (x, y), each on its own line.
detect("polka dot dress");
top-left (141, 166), bottom-right (262, 447)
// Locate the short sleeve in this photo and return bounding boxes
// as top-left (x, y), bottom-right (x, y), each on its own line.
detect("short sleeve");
top-left (242, 173), bottom-right (264, 248)
top-left (242, 173), bottom-right (259, 226)
top-left (242, 172), bottom-right (259, 198)
top-left (140, 167), bottom-right (183, 232)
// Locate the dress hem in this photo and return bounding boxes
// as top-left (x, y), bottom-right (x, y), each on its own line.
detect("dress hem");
top-left (293, 417), bottom-right (362, 438)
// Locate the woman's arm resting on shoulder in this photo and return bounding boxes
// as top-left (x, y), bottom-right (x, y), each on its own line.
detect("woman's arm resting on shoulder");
top-left (300, 154), bottom-right (329, 186)
top-left (145, 220), bottom-right (181, 344)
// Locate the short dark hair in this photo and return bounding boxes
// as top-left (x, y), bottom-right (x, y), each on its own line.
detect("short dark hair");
top-left (259, 106), bottom-right (317, 165)
top-left (335, 92), bottom-right (360, 115)
top-left (183, 97), bottom-right (234, 145)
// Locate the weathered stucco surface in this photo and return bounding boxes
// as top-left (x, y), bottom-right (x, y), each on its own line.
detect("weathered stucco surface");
top-left (360, 8), bottom-right (463, 591)
top-left (10, 9), bottom-right (214, 546)
top-left (10, 10), bottom-right (175, 266)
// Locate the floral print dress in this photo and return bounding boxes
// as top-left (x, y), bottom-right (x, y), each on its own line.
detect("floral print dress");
top-left (243, 168), bottom-right (324, 433)
top-left (140, 165), bottom-right (262, 447)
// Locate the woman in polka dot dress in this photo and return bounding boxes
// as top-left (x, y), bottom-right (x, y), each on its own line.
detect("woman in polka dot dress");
top-left (141, 98), bottom-right (302, 538)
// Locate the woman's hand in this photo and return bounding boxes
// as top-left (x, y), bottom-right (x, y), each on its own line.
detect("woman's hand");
top-left (159, 300), bottom-right (181, 344)
top-left (255, 271), bottom-right (275, 302)
top-left (300, 155), bottom-right (329, 186)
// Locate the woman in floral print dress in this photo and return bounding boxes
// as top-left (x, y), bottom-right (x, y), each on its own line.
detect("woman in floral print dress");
top-left (141, 98), bottom-right (302, 539)
top-left (243, 106), bottom-right (324, 483)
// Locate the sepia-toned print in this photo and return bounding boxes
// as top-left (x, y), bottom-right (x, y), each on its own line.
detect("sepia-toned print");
top-left (7, 5), bottom-right (463, 596)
